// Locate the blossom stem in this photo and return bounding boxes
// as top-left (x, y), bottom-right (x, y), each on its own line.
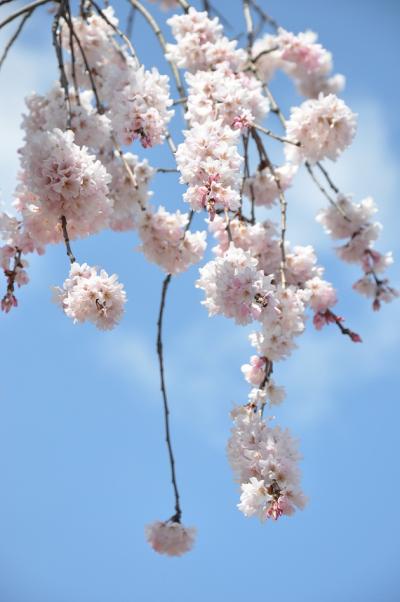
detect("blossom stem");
top-left (156, 274), bottom-right (182, 523)
top-left (60, 215), bottom-right (76, 264)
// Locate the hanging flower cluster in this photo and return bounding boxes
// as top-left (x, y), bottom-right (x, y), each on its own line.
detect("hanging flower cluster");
top-left (0, 0), bottom-right (397, 559)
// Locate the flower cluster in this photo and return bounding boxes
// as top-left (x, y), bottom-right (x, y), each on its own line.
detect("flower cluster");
top-left (19, 128), bottom-right (112, 244)
top-left (227, 405), bottom-right (306, 521)
top-left (196, 243), bottom-right (276, 325)
top-left (176, 120), bottom-right (242, 219)
top-left (53, 262), bottom-right (126, 330)
top-left (138, 206), bottom-right (206, 274)
top-left (317, 194), bottom-right (398, 309)
top-left (145, 520), bottom-right (196, 556)
top-left (243, 163), bottom-right (296, 207)
top-left (23, 84), bottom-right (112, 151)
top-left (285, 94), bottom-right (357, 163)
top-left (167, 7), bottom-right (246, 72)
top-left (1, 0), bottom-right (397, 556)
top-left (109, 61), bottom-right (173, 148)
top-left (253, 28), bottom-right (344, 99)
top-left (106, 152), bottom-right (154, 232)
top-left (185, 68), bottom-right (269, 130)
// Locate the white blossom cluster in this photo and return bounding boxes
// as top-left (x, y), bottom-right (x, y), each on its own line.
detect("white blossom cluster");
top-left (145, 520), bottom-right (196, 556)
top-left (23, 84), bottom-right (113, 151)
top-left (185, 68), bottom-right (269, 130)
top-left (317, 194), bottom-right (398, 309)
top-left (243, 163), bottom-right (296, 207)
top-left (196, 243), bottom-right (276, 325)
top-left (166, 7), bottom-right (246, 72)
top-left (175, 119), bottom-right (242, 219)
top-left (285, 94), bottom-right (357, 163)
top-left (138, 206), bottom-right (206, 275)
top-left (253, 28), bottom-right (345, 99)
top-left (108, 61), bottom-right (173, 148)
top-left (19, 128), bottom-right (112, 244)
top-left (227, 405), bottom-right (306, 521)
top-left (105, 152), bottom-right (154, 232)
top-left (53, 262), bottom-right (126, 330)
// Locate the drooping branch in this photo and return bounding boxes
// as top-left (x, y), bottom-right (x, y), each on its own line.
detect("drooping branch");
top-left (156, 274), bottom-right (182, 523)
top-left (126, 0), bottom-right (186, 103)
top-left (0, 8), bottom-right (33, 70)
top-left (0, 0), bottom-right (51, 30)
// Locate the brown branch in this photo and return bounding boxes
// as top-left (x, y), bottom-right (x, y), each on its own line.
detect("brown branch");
top-left (251, 128), bottom-right (288, 288)
top-left (89, 0), bottom-right (139, 64)
top-left (52, 1), bottom-right (72, 129)
top-left (253, 123), bottom-right (300, 146)
top-left (64, 7), bottom-right (104, 113)
top-left (126, 0), bottom-right (186, 104)
top-left (0, 9), bottom-right (33, 70)
top-left (60, 215), bottom-right (76, 264)
top-left (156, 274), bottom-right (182, 523)
top-left (0, 0), bottom-right (51, 30)
top-left (248, 0), bottom-right (279, 32)
top-left (1, 247), bottom-right (22, 312)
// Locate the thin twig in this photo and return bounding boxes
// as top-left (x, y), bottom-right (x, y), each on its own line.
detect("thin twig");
top-left (156, 274), bottom-right (182, 523)
top-left (317, 161), bottom-right (340, 194)
top-left (0, 0), bottom-right (51, 29)
top-left (126, 0), bottom-right (186, 103)
top-left (125, 4), bottom-right (135, 38)
top-left (248, 0), bottom-right (279, 32)
top-left (89, 0), bottom-right (139, 64)
top-left (156, 167), bottom-right (179, 174)
top-left (253, 45), bottom-right (279, 63)
top-left (0, 9), bottom-right (33, 70)
top-left (251, 128), bottom-right (287, 287)
top-left (65, 9), bottom-right (104, 113)
top-left (175, 0), bottom-right (189, 13)
top-left (254, 123), bottom-right (299, 146)
top-left (60, 215), bottom-right (76, 264)
top-left (52, 1), bottom-right (72, 129)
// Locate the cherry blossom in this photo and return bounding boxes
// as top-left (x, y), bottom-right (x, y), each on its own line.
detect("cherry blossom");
top-left (53, 262), bottom-right (126, 330)
top-left (145, 520), bottom-right (196, 556)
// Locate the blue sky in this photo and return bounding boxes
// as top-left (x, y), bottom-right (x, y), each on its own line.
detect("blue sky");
top-left (0, 1), bottom-right (399, 601)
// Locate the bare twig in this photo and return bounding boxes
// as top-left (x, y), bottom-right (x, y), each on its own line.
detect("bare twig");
top-left (253, 45), bottom-right (279, 63)
top-left (60, 215), bottom-right (76, 264)
top-left (52, 1), bottom-right (72, 129)
top-left (248, 0), bottom-right (279, 32)
top-left (254, 123), bottom-right (299, 146)
top-left (125, 4), bottom-right (135, 38)
top-left (156, 167), bottom-right (179, 174)
top-left (175, 0), bottom-right (190, 13)
top-left (0, 9), bottom-right (33, 70)
top-left (89, 0), bottom-right (139, 64)
top-left (251, 128), bottom-right (287, 287)
top-left (0, 0), bottom-right (51, 30)
top-left (126, 0), bottom-right (186, 103)
top-left (317, 161), bottom-right (340, 194)
top-left (156, 274), bottom-right (182, 523)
